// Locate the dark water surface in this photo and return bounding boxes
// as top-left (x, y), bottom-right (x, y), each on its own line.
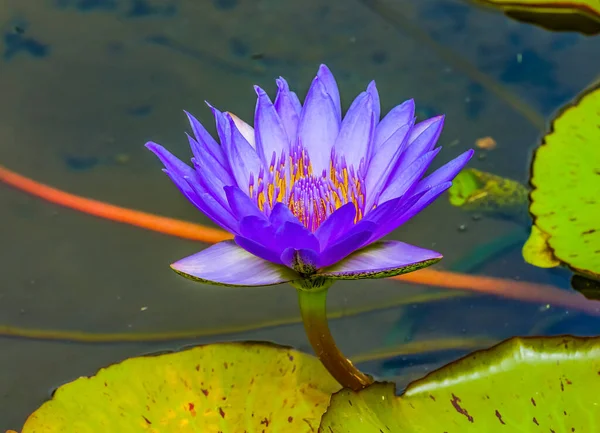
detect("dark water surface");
top-left (1, 0), bottom-right (599, 429)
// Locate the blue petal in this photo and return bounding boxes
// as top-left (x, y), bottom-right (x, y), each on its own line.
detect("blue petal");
top-left (298, 77), bottom-right (340, 174)
top-left (254, 86), bottom-right (290, 161)
top-left (333, 92), bottom-right (376, 168)
top-left (171, 241), bottom-right (298, 286)
top-left (319, 240), bottom-right (442, 280)
top-left (373, 99), bottom-right (415, 151)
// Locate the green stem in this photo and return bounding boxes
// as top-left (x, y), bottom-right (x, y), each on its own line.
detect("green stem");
top-left (293, 280), bottom-right (372, 391)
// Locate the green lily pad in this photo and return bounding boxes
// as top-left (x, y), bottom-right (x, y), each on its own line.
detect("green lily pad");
top-left (320, 335), bottom-right (600, 432)
top-left (448, 168), bottom-right (529, 222)
top-left (17, 342), bottom-right (340, 432)
top-left (473, 0), bottom-right (600, 34)
top-left (525, 83), bottom-right (600, 281)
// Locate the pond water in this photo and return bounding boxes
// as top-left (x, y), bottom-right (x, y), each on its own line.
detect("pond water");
top-left (0, 0), bottom-right (599, 429)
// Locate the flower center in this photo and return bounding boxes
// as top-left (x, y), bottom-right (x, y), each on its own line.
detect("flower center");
top-left (248, 143), bottom-right (366, 231)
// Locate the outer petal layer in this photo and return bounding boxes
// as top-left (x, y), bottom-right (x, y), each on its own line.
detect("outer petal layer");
top-left (319, 240), bottom-right (442, 279)
top-left (171, 241), bottom-right (300, 286)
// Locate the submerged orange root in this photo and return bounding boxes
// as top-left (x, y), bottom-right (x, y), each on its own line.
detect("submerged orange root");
top-left (1, 164), bottom-right (598, 317)
top-left (0, 165), bottom-right (232, 244)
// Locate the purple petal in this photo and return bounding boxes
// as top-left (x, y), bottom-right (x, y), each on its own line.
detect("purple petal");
top-left (171, 241), bottom-right (298, 286)
top-left (274, 78), bottom-right (301, 143)
top-left (377, 148), bottom-right (441, 204)
top-left (145, 142), bottom-right (238, 232)
top-left (254, 86), bottom-right (290, 161)
top-left (187, 136), bottom-right (234, 207)
top-left (146, 141), bottom-right (195, 179)
top-left (207, 103), bottom-right (230, 147)
top-left (222, 112), bottom-right (263, 190)
top-left (318, 229), bottom-right (374, 268)
top-left (224, 186), bottom-right (266, 220)
top-left (234, 235), bottom-right (283, 264)
top-left (228, 112), bottom-right (255, 149)
top-left (187, 134), bottom-right (235, 184)
top-left (316, 64), bottom-right (341, 121)
top-left (413, 149), bottom-right (474, 195)
top-left (275, 221), bottom-right (320, 252)
top-left (373, 99), bottom-right (415, 150)
top-left (358, 191), bottom-right (426, 243)
top-left (371, 182), bottom-right (453, 242)
top-left (174, 172), bottom-right (238, 232)
top-left (364, 122), bottom-right (413, 210)
top-left (290, 92), bottom-right (302, 110)
top-left (400, 115), bottom-right (445, 168)
top-left (269, 202), bottom-right (300, 227)
top-left (314, 203), bottom-right (356, 250)
top-left (383, 115), bottom-right (444, 192)
top-left (319, 240), bottom-right (442, 279)
top-left (333, 92), bottom-right (376, 167)
top-left (280, 247), bottom-right (319, 274)
top-left (184, 110), bottom-right (228, 168)
top-left (366, 81), bottom-right (381, 123)
top-left (298, 77), bottom-right (340, 174)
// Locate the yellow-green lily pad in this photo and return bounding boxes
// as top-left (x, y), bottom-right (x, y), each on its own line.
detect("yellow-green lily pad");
top-left (525, 83), bottom-right (600, 281)
top-left (473, 0), bottom-right (600, 34)
top-left (320, 335), bottom-right (600, 432)
top-left (17, 342), bottom-right (340, 432)
top-left (448, 168), bottom-right (529, 222)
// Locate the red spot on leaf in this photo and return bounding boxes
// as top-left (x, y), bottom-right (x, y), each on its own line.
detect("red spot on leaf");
top-left (495, 410), bottom-right (505, 425)
top-left (450, 394), bottom-right (474, 423)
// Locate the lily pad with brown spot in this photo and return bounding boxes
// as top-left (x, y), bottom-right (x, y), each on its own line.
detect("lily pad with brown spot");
top-left (448, 168), bottom-right (529, 223)
top-left (472, 0), bottom-right (600, 34)
top-left (320, 335), bottom-right (600, 432)
top-left (525, 83), bottom-right (600, 281)
top-left (17, 342), bottom-right (340, 432)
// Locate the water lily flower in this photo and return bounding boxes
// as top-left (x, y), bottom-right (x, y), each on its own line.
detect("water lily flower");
top-left (147, 65), bottom-right (473, 391)
top-left (146, 65), bottom-right (473, 289)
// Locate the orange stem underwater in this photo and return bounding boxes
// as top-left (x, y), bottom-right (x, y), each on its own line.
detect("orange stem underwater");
top-left (0, 165), bottom-right (232, 244)
top-left (1, 164), bottom-right (598, 317)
